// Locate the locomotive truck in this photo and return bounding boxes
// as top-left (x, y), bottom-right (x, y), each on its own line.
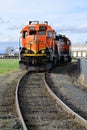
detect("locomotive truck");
top-left (19, 21), bottom-right (71, 70)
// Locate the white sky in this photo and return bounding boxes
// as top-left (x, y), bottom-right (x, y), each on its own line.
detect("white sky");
top-left (0, 0), bottom-right (87, 43)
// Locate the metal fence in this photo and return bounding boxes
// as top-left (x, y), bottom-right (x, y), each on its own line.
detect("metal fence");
top-left (78, 58), bottom-right (87, 83)
top-left (0, 55), bottom-right (19, 59)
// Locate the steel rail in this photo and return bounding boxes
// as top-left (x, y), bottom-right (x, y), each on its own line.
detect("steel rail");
top-left (15, 71), bottom-right (28, 130)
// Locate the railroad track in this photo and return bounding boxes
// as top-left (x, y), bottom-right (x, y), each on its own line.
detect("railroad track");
top-left (16, 70), bottom-right (87, 130)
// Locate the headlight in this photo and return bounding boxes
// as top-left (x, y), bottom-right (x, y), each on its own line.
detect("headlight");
top-left (41, 50), bottom-right (45, 54)
top-left (25, 50), bottom-right (29, 53)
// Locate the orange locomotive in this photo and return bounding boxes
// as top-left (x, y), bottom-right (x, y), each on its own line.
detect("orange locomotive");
top-left (19, 21), bottom-right (71, 70)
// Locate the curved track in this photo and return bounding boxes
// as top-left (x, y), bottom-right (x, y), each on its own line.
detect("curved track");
top-left (16, 70), bottom-right (87, 130)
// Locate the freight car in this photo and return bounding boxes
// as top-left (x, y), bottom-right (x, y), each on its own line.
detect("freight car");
top-left (19, 21), bottom-right (71, 70)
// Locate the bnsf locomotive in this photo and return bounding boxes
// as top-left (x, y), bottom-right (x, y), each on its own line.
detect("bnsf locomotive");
top-left (19, 21), bottom-right (72, 70)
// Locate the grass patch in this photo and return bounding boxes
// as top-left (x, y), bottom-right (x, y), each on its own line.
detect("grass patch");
top-left (0, 59), bottom-right (19, 75)
top-left (71, 58), bottom-right (78, 63)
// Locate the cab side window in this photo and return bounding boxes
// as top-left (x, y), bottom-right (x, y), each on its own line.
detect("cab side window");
top-left (23, 31), bottom-right (28, 38)
top-left (48, 31), bottom-right (53, 38)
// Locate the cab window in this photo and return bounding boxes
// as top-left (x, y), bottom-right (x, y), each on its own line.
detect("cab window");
top-left (29, 30), bottom-right (36, 35)
top-left (38, 30), bottom-right (46, 35)
top-left (48, 31), bottom-right (53, 38)
top-left (23, 31), bottom-right (28, 38)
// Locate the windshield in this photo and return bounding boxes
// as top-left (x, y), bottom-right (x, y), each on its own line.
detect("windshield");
top-left (29, 30), bottom-right (36, 35)
top-left (38, 30), bottom-right (46, 35)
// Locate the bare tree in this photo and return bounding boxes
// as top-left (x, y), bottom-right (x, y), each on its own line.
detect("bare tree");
top-left (5, 47), bottom-right (15, 55)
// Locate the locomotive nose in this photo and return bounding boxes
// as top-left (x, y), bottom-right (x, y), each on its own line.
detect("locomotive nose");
top-left (26, 35), bottom-right (37, 44)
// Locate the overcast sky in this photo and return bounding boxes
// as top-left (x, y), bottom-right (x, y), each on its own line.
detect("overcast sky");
top-left (0, 0), bottom-right (87, 44)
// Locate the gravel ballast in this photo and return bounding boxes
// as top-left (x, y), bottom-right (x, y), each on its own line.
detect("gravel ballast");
top-left (0, 70), bottom-right (24, 130)
top-left (46, 62), bottom-right (87, 120)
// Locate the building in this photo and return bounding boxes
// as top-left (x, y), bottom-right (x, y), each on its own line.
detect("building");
top-left (71, 44), bottom-right (87, 58)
